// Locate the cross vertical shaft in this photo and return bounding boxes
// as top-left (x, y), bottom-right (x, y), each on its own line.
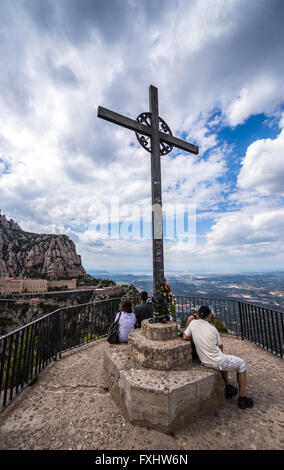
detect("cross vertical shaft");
top-left (149, 86), bottom-right (164, 296)
top-left (97, 84), bottom-right (199, 321)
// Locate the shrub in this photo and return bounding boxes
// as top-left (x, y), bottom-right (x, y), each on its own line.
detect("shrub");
top-left (210, 315), bottom-right (228, 333)
top-left (83, 332), bottom-right (98, 343)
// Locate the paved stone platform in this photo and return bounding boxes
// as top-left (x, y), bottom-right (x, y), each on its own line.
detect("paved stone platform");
top-left (0, 335), bottom-right (283, 450)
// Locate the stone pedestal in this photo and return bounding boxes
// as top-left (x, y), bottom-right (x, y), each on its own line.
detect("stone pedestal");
top-left (128, 321), bottom-right (192, 370)
top-left (103, 320), bottom-right (225, 433)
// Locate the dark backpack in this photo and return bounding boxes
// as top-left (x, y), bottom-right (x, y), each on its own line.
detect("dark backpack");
top-left (107, 312), bottom-right (121, 344)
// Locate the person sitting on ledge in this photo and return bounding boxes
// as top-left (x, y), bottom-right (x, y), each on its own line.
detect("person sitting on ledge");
top-left (115, 299), bottom-right (136, 343)
top-left (183, 305), bottom-right (254, 410)
top-left (134, 291), bottom-right (154, 328)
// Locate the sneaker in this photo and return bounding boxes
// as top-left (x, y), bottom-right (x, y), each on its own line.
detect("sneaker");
top-left (238, 396), bottom-right (254, 409)
top-left (225, 384), bottom-right (238, 399)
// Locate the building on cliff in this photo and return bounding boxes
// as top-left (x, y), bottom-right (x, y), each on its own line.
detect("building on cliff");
top-left (0, 277), bottom-right (77, 295)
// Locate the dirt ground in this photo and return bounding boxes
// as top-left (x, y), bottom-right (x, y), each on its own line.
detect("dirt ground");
top-left (0, 335), bottom-right (283, 451)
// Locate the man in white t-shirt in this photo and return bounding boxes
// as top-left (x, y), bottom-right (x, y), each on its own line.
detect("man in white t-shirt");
top-left (183, 305), bottom-right (254, 410)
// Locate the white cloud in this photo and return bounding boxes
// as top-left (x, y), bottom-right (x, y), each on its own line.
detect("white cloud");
top-left (171, 109), bottom-right (284, 267)
top-left (0, 159), bottom-right (6, 175)
top-left (205, 207), bottom-right (284, 251)
top-left (227, 78), bottom-right (283, 127)
top-left (237, 117), bottom-right (284, 195)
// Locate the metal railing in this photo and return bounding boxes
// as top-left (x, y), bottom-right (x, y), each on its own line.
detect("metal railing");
top-left (0, 295), bottom-right (283, 412)
top-left (0, 297), bottom-right (122, 412)
top-left (238, 301), bottom-right (283, 358)
top-left (175, 295), bottom-right (283, 358)
top-left (176, 296), bottom-right (241, 336)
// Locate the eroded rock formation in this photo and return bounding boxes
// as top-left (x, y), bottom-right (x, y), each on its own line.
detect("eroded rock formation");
top-left (0, 213), bottom-right (86, 279)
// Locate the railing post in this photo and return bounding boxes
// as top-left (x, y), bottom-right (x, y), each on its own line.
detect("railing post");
top-left (238, 301), bottom-right (244, 340)
top-left (58, 310), bottom-right (64, 359)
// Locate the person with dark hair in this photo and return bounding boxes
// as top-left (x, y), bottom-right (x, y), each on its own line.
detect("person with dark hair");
top-left (183, 305), bottom-right (254, 410)
top-left (114, 299), bottom-right (136, 343)
top-left (134, 291), bottom-right (154, 328)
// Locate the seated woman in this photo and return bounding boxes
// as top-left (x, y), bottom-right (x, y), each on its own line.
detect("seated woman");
top-left (184, 310), bottom-right (199, 330)
top-left (115, 299), bottom-right (136, 343)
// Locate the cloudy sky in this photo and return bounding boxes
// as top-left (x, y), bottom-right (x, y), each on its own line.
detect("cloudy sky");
top-left (1, 0), bottom-right (284, 274)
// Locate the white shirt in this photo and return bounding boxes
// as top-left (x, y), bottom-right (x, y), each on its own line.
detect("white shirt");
top-left (115, 311), bottom-right (136, 343)
top-left (184, 319), bottom-right (225, 366)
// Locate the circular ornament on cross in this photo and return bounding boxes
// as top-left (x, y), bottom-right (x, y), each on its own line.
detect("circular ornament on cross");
top-left (135, 112), bottom-right (173, 155)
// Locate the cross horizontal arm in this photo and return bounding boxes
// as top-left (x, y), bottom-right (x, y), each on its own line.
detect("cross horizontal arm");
top-left (97, 106), bottom-right (153, 137)
top-left (159, 131), bottom-right (199, 155)
top-left (98, 106), bottom-right (199, 155)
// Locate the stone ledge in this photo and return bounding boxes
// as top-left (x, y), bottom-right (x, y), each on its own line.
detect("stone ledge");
top-left (141, 320), bottom-right (178, 341)
top-left (128, 328), bottom-right (192, 370)
top-left (103, 344), bottom-right (226, 433)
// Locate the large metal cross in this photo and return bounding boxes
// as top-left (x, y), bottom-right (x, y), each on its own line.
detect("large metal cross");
top-left (98, 85), bottom-right (198, 321)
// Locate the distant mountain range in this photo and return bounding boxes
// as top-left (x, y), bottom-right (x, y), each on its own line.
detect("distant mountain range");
top-left (88, 270), bottom-right (284, 310)
top-left (0, 213), bottom-right (86, 279)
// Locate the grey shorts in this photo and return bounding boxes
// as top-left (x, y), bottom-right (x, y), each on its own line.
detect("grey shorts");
top-left (203, 354), bottom-right (246, 374)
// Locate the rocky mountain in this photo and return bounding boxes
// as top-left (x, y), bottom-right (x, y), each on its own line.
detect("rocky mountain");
top-left (0, 213), bottom-right (86, 279)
